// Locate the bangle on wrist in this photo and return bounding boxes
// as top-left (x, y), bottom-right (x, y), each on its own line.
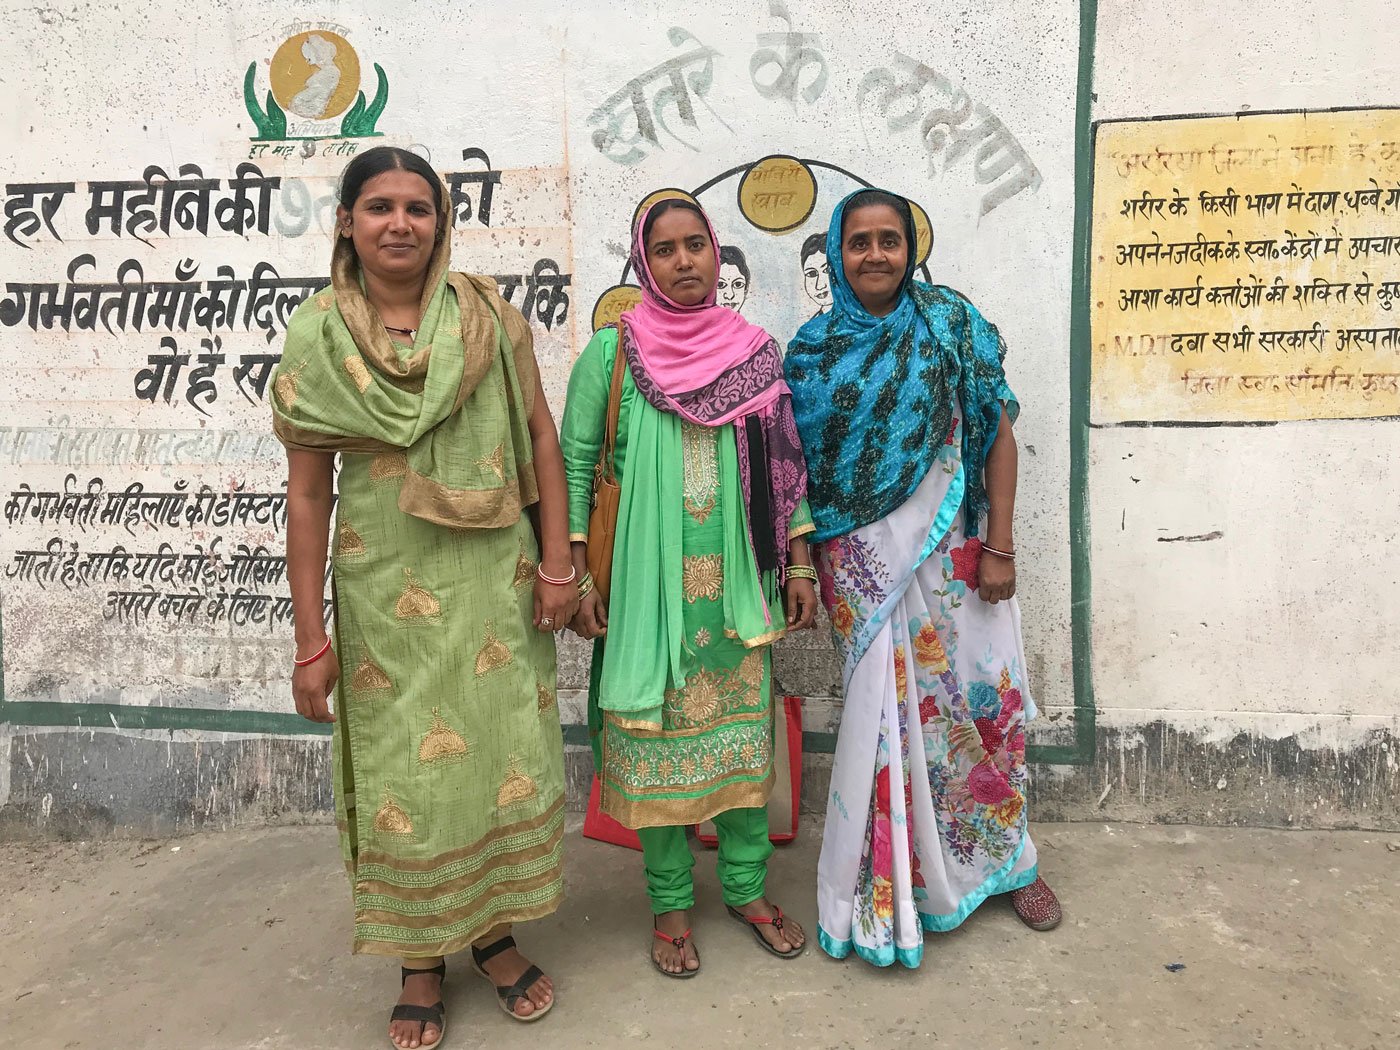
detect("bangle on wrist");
top-left (577, 572), bottom-right (595, 599)
top-left (981, 543), bottom-right (1015, 561)
top-left (294, 636), bottom-right (332, 667)
top-left (537, 563), bottom-right (577, 586)
top-left (785, 564), bottom-right (818, 582)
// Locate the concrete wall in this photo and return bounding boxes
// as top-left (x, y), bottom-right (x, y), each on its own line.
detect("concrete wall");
top-left (1, 0), bottom-right (1394, 838)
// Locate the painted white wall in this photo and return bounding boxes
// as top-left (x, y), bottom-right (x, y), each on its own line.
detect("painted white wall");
top-left (0, 0), bottom-right (1077, 739)
top-left (3, 0), bottom-right (1393, 818)
top-left (1091, 1), bottom-right (1400, 747)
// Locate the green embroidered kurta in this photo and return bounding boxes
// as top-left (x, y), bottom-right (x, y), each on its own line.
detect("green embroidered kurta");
top-left (561, 327), bottom-right (812, 829)
top-left (273, 259), bottom-right (565, 958)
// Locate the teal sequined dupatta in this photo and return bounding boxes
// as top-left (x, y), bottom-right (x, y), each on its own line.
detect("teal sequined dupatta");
top-left (785, 189), bottom-right (1016, 542)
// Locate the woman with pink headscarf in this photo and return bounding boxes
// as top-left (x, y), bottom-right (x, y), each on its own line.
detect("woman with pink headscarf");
top-left (562, 197), bottom-right (817, 977)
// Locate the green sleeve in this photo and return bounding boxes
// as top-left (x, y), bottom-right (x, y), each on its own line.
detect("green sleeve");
top-left (789, 497), bottom-right (815, 539)
top-left (560, 327), bottom-right (618, 539)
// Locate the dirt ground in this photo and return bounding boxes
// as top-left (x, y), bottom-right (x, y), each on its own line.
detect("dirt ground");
top-left (2, 819), bottom-right (1397, 1050)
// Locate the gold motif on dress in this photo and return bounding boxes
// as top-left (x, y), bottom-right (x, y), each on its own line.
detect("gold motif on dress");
top-left (351, 648), bottom-right (392, 696)
top-left (395, 568), bottom-right (441, 622)
top-left (369, 451), bottom-right (409, 482)
top-left (343, 355), bottom-right (373, 393)
top-left (273, 362), bottom-right (306, 410)
top-left (496, 756), bottom-right (538, 810)
top-left (537, 682), bottom-right (557, 713)
top-left (418, 708), bottom-right (470, 764)
top-left (476, 443), bottom-right (506, 482)
top-left (512, 544), bottom-right (538, 589)
top-left (337, 523), bottom-right (367, 560)
top-left (315, 292), bottom-right (334, 312)
top-left (737, 650), bottom-right (765, 691)
top-left (681, 422), bottom-right (719, 523)
top-left (474, 620), bottom-right (513, 676)
top-left (694, 628), bottom-right (711, 648)
top-left (373, 785), bottom-right (413, 836)
top-left (682, 554), bottom-right (724, 603)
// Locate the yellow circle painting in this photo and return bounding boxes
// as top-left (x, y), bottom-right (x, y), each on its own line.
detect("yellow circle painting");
top-left (737, 156), bottom-right (817, 233)
top-left (269, 31), bottom-right (362, 121)
top-left (591, 284), bottom-right (644, 333)
top-left (632, 188), bottom-right (700, 232)
top-left (909, 199), bottom-right (934, 266)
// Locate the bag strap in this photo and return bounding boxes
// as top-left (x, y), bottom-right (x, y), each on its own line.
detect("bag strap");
top-left (599, 320), bottom-right (627, 485)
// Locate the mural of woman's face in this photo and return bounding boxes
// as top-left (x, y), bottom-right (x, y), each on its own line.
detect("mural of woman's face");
top-left (803, 251), bottom-right (832, 312)
top-left (645, 206), bottom-right (717, 307)
top-left (717, 263), bottom-right (749, 311)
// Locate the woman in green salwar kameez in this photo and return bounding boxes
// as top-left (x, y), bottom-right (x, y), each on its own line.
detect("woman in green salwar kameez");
top-left (561, 197), bottom-right (819, 976)
top-left (275, 147), bottom-right (578, 1047)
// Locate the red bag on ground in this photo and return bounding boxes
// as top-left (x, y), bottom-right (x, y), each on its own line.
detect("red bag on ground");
top-left (581, 774), bottom-right (643, 851)
top-left (697, 695), bottom-right (803, 847)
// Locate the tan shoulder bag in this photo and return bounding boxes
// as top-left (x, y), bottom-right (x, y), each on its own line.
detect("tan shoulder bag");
top-left (586, 322), bottom-right (628, 605)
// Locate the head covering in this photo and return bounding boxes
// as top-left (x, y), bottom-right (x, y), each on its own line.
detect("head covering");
top-left (272, 170), bottom-right (541, 529)
top-left (621, 201), bottom-right (781, 424)
top-left (620, 199), bottom-right (808, 580)
top-left (785, 189), bottom-right (1016, 542)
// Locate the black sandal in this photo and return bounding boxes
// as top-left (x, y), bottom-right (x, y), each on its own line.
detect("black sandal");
top-left (726, 904), bottom-right (807, 959)
top-left (390, 962), bottom-right (446, 1049)
top-left (651, 919), bottom-right (701, 978)
top-left (470, 935), bottom-right (554, 1023)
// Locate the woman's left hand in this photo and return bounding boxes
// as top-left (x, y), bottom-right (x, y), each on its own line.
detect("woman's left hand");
top-left (978, 553), bottom-right (1016, 605)
top-left (534, 574), bottom-right (580, 633)
top-left (785, 578), bottom-right (819, 630)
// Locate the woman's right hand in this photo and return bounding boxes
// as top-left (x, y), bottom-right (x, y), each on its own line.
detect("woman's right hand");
top-left (571, 591), bottom-right (608, 640)
top-left (292, 642), bottom-right (340, 723)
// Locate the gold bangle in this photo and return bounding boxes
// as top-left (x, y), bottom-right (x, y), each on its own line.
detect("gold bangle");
top-left (786, 565), bottom-right (818, 582)
top-left (577, 572), bottom-right (595, 598)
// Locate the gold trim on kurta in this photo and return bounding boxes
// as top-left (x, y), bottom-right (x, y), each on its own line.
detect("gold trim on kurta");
top-left (512, 545), bottom-right (538, 589)
top-left (373, 786), bottom-right (414, 836)
top-left (476, 443), bottom-right (506, 482)
top-left (350, 649), bottom-right (393, 696)
top-left (395, 569), bottom-right (441, 622)
top-left (273, 361), bottom-right (306, 410)
top-left (337, 522), bottom-right (367, 560)
top-left (537, 682), bottom-right (557, 713)
top-left (351, 893), bottom-right (564, 959)
top-left (600, 770), bottom-right (775, 829)
top-left (789, 522), bottom-right (817, 539)
top-left (418, 708), bottom-right (470, 764)
top-left (356, 864), bottom-right (564, 930)
top-left (682, 554), bottom-right (724, 603)
top-left (397, 466), bottom-right (539, 531)
top-left (356, 796), bottom-right (566, 873)
top-left (343, 355), bottom-right (373, 393)
top-left (474, 621), bottom-right (513, 676)
top-left (496, 757), bottom-right (538, 810)
top-left (682, 422), bottom-right (719, 524)
top-left (369, 451), bottom-right (409, 482)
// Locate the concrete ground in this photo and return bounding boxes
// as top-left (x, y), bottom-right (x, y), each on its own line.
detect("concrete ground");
top-left (2, 820), bottom-right (1398, 1050)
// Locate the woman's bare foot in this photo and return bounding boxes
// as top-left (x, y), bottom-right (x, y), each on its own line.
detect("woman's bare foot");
top-left (733, 898), bottom-right (806, 953)
top-left (389, 963), bottom-right (443, 1049)
top-left (652, 909), bottom-right (700, 974)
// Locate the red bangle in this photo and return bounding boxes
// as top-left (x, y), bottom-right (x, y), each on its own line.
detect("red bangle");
top-left (536, 564), bottom-right (577, 586)
top-left (294, 637), bottom-right (332, 667)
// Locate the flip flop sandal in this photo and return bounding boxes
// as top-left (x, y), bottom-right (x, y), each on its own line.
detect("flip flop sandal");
top-left (470, 935), bottom-right (554, 1023)
top-left (390, 962), bottom-right (446, 1050)
top-left (651, 920), bottom-right (701, 979)
top-left (726, 904), bottom-right (807, 959)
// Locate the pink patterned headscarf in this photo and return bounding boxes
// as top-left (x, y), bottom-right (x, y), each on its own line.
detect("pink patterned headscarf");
top-left (618, 197), bottom-right (809, 592)
top-left (621, 200), bottom-right (788, 424)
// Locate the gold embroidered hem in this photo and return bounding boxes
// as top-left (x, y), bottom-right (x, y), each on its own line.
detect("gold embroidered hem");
top-left (600, 769), bottom-right (775, 830)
